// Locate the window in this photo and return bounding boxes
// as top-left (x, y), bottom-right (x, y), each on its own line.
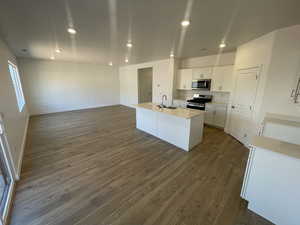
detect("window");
top-left (8, 62), bottom-right (25, 112)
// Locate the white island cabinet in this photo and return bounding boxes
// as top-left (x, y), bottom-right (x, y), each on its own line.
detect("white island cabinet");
top-left (241, 136), bottom-right (300, 225)
top-left (135, 103), bottom-right (204, 151)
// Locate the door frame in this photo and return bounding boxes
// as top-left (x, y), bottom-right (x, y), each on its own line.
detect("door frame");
top-left (137, 67), bottom-right (153, 104)
top-left (0, 113), bottom-right (16, 225)
top-left (227, 65), bottom-right (262, 146)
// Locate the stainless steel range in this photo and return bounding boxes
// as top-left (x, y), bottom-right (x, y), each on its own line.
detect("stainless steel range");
top-left (186, 94), bottom-right (212, 110)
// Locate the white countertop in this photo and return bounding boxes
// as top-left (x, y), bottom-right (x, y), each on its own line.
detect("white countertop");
top-left (264, 113), bottom-right (300, 128)
top-left (251, 135), bottom-right (300, 159)
top-left (134, 103), bottom-right (204, 119)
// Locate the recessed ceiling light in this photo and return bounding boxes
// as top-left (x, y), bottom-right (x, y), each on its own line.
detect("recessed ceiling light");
top-left (67, 28), bottom-right (77, 34)
top-left (50, 56), bottom-right (55, 60)
top-left (126, 42), bottom-right (133, 48)
top-left (109, 62), bottom-right (113, 66)
top-left (181, 20), bottom-right (190, 27)
top-left (219, 43), bottom-right (226, 48)
top-left (125, 58), bottom-right (129, 63)
top-left (55, 49), bottom-right (61, 53)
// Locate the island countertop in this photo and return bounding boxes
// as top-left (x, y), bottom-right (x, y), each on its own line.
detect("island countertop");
top-left (134, 103), bottom-right (204, 119)
top-left (251, 135), bottom-right (300, 159)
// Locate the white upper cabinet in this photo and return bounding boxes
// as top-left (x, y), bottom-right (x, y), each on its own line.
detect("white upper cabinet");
top-left (176, 65), bottom-right (234, 92)
top-left (192, 67), bottom-right (213, 80)
top-left (211, 65), bottom-right (234, 92)
top-left (177, 69), bottom-right (192, 90)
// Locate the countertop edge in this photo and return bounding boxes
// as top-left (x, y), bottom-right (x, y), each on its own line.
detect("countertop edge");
top-left (133, 103), bottom-right (204, 119)
top-left (250, 136), bottom-right (300, 160)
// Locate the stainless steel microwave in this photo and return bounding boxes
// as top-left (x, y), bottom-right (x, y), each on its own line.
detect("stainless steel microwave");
top-left (191, 79), bottom-right (211, 90)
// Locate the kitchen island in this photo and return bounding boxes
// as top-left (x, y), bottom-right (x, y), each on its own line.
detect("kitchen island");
top-left (241, 135), bottom-right (300, 225)
top-left (134, 103), bottom-right (204, 151)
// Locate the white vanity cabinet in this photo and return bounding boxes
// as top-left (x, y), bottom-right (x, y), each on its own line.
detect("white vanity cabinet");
top-left (211, 65), bottom-right (234, 92)
top-left (204, 103), bottom-right (227, 128)
top-left (177, 69), bottom-right (192, 90)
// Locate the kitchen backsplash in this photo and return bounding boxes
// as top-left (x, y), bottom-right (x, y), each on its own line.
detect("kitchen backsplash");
top-left (175, 90), bottom-right (230, 104)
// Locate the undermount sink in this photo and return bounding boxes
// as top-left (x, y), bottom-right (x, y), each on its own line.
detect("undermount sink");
top-left (156, 105), bottom-right (177, 109)
top-left (166, 106), bottom-right (177, 109)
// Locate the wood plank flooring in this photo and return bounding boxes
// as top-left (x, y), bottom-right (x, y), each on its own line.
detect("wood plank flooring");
top-left (9, 105), bottom-right (273, 225)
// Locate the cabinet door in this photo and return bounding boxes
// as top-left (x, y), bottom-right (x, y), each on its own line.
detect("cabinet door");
top-left (177, 69), bottom-right (192, 90)
top-left (221, 66), bottom-right (234, 92)
top-left (214, 105), bottom-right (227, 128)
top-left (192, 67), bottom-right (212, 80)
top-left (212, 65), bottom-right (234, 92)
top-left (212, 67), bottom-right (224, 92)
top-left (204, 104), bottom-right (215, 125)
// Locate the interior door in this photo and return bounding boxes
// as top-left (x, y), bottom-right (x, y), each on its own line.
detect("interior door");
top-left (229, 67), bottom-right (260, 145)
top-left (138, 67), bottom-right (153, 103)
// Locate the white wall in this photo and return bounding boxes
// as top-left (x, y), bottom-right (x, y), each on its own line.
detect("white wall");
top-left (261, 25), bottom-right (300, 118)
top-left (225, 32), bottom-right (275, 134)
top-left (180, 52), bottom-right (236, 68)
top-left (0, 38), bottom-right (29, 177)
top-left (232, 31), bottom-right (275, 130)
top-left (227, 24), bottom-right (300, 139)
top-left (18, 58), bottom-right (120, 115)
top-left (119, 59), bottom-right (175, 107)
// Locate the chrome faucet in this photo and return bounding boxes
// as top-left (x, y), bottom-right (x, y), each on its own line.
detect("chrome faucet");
top-left (161, 94), bottom-right (167, 107)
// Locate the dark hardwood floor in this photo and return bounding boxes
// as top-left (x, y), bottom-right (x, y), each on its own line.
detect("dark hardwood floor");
top-left (10, 105), bottom-right (273, 225)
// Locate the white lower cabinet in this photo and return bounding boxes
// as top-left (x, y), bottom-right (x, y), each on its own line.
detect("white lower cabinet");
top-left (204, 103), bottom-right (227, 128)
top-left (242, 137), bottom-right (300, 225)
top-left (204, 104), bottom-right (214, 125)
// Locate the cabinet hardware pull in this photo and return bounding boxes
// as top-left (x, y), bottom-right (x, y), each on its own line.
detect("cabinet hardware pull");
top-left (291, 89), bottom-right (295, 97)
top-left (294, 77), bottom-right (300, 103)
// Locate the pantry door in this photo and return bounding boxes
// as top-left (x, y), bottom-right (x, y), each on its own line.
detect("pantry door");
top-left (229, 67), bottom-right (260, 146)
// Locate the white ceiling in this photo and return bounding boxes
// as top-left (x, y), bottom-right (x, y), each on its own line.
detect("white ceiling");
top-left (0, 0), bottom-right (300, 65)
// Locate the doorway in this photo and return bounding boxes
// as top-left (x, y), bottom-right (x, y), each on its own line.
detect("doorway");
top-left (0, 114), bottom-right (15, 225)
top-left (138, 67), bottom-right (153, 103)
top-left (229, 67), bottom-right (260, 145)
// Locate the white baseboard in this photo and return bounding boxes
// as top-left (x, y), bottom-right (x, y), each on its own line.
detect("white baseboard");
top-left (16, 115), bottom-right (29, 180)
top-left (30, 103), bottom-right (120, 116)
top-left (120, 104), bottom-right (135, 108)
